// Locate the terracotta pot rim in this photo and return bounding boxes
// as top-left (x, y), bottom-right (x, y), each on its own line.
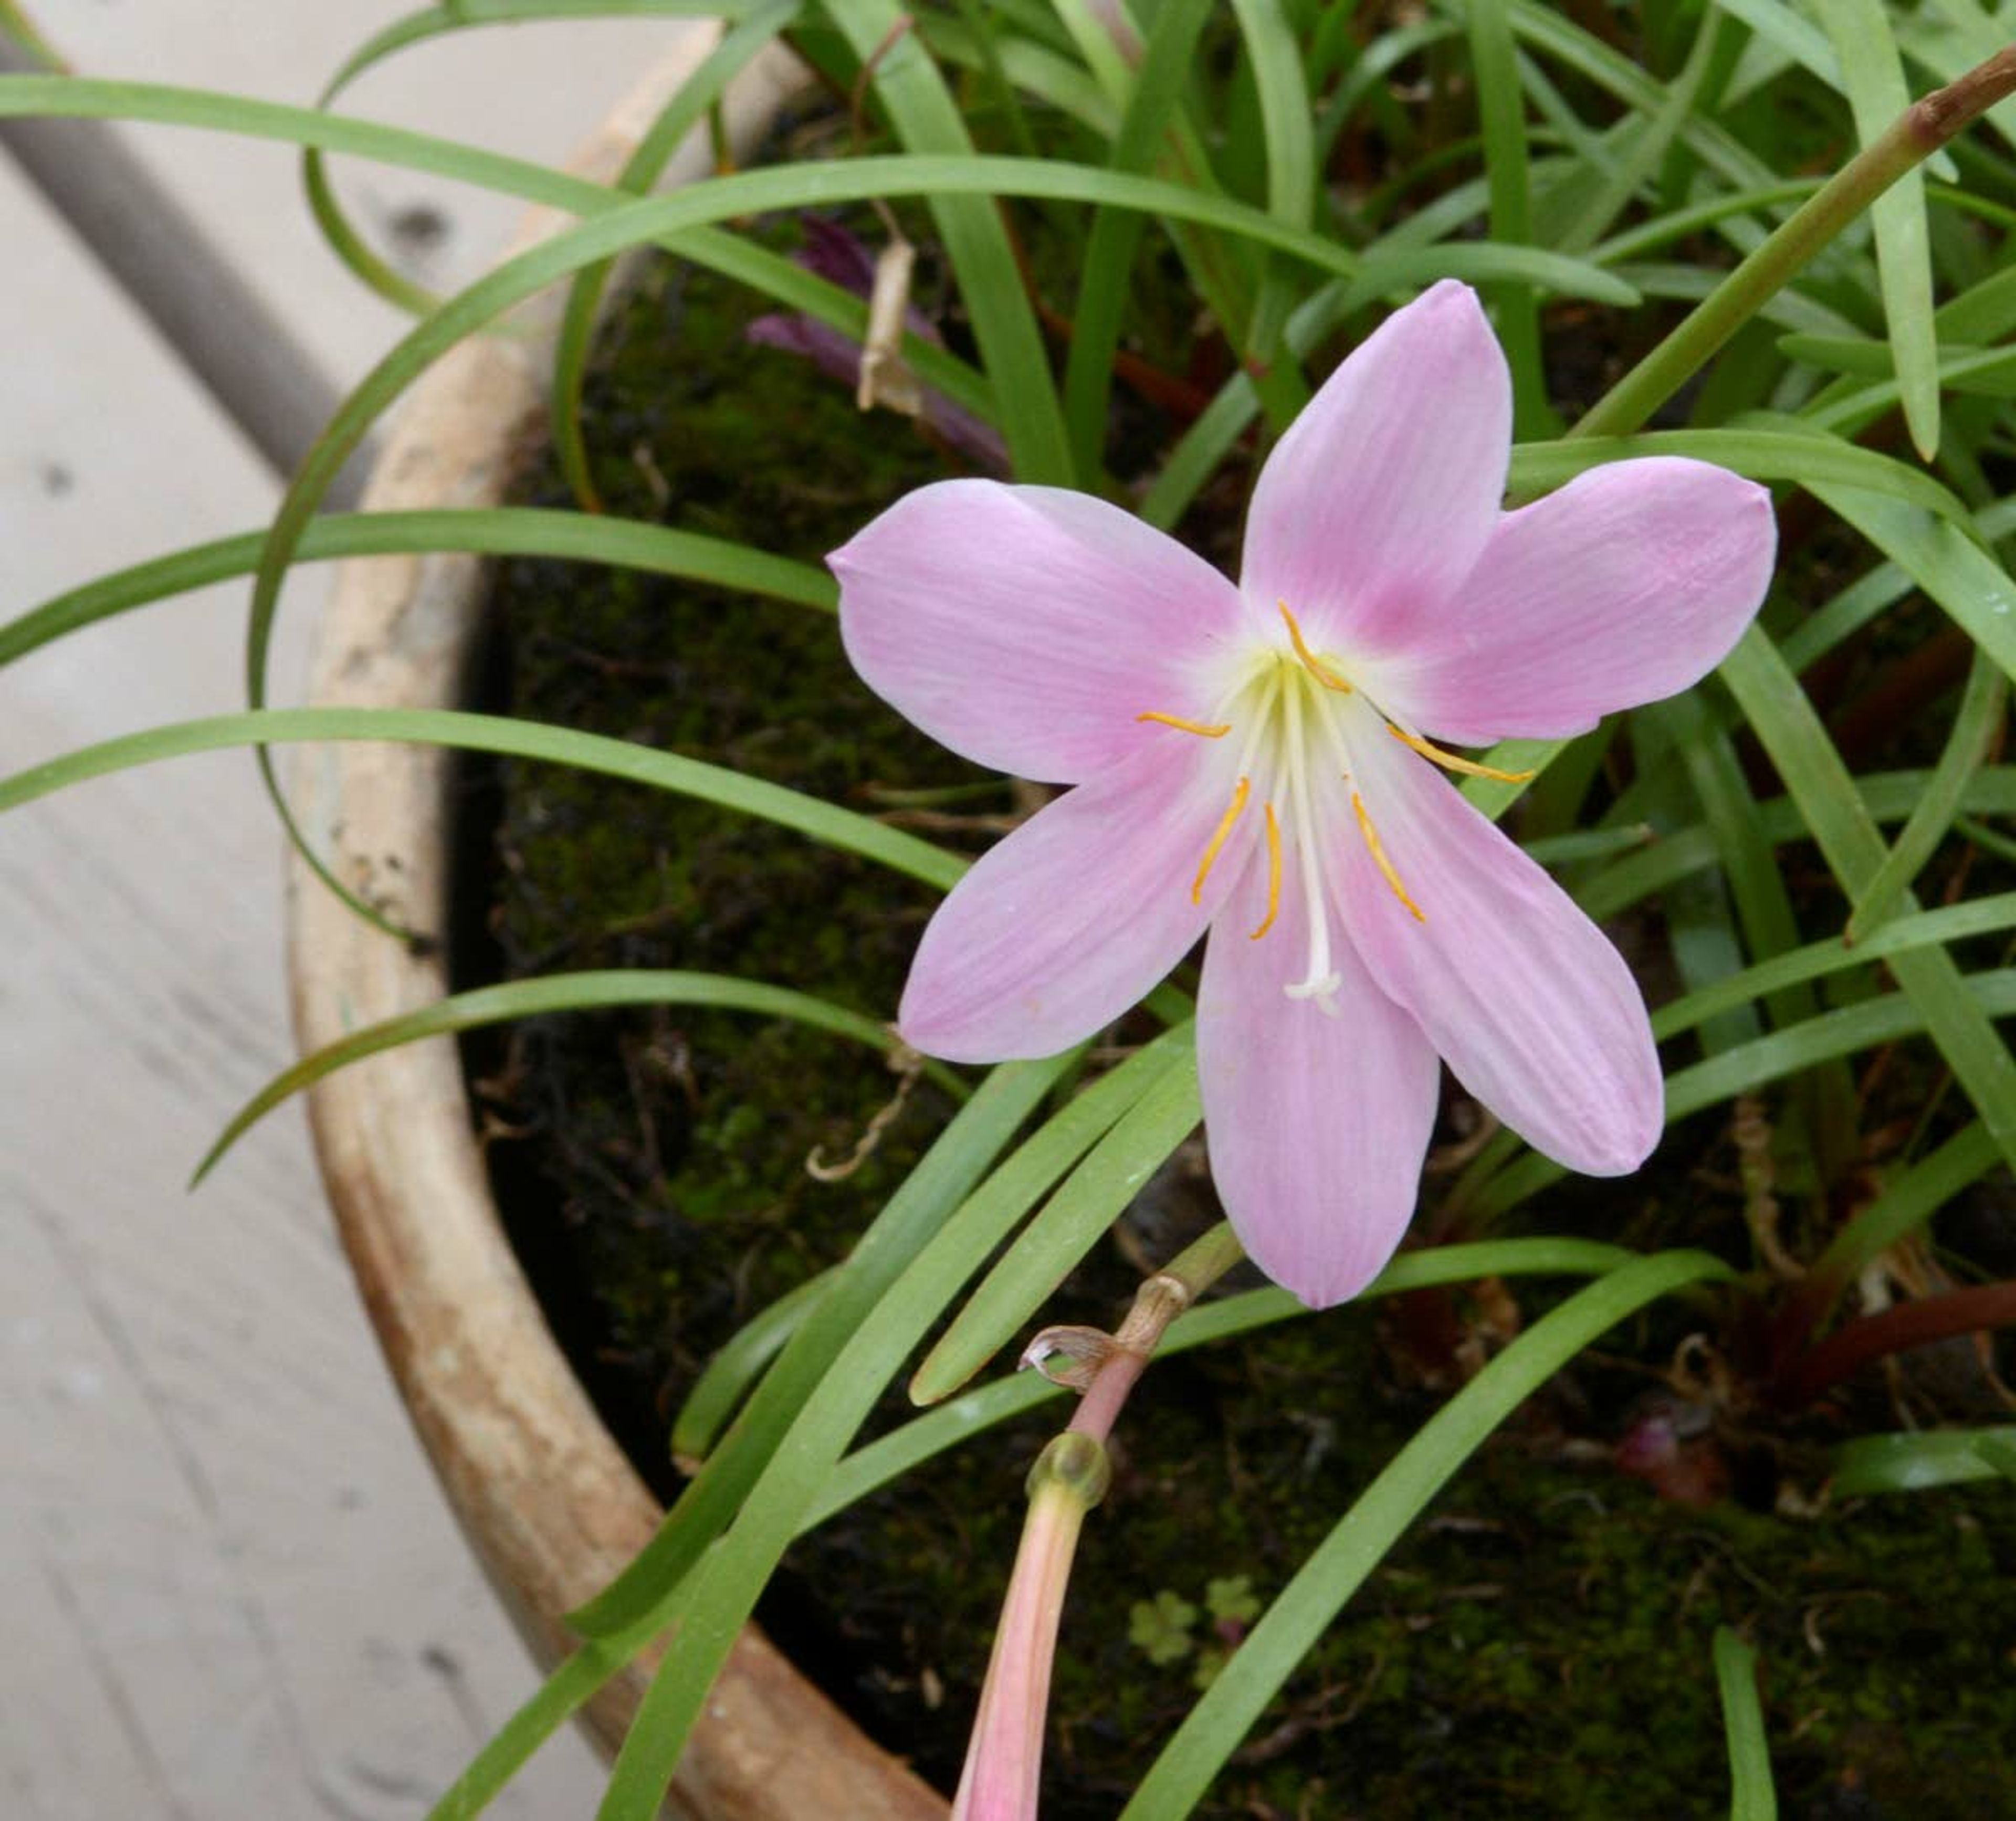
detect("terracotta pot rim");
top-left (284, 35), bottom-right (946, 1820)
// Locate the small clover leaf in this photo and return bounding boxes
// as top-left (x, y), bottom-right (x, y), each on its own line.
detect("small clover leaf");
top-left (1127, 1590), bottom-right (1199, 1667)
top-left (1204, 1574), bottom-right (1262, 1626)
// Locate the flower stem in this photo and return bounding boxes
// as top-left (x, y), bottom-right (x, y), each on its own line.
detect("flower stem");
top-left (952, 1437), bottom-right (1106, 1821)
top-left (1067, 1220), bottom-right (1247, 1444)
top-left (950, 1223), bottom-right (1247, 1819)
top-left (1571, 45), bottom-right (2016, 443)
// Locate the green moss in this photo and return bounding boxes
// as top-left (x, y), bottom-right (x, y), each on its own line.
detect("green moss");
top-left (475, 226), bottom-right (2016, 1819)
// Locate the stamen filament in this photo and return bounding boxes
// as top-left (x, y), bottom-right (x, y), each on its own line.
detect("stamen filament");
top-left (1192, 777), bottom-right (1251, 903)
top-left (1138, 710), bottom-right (1232, 739)
top-left (1352, 790), bottom-right (1427, 923)
top-left (1250, 803), bottom-right (1282, 940)
top-left (1385, 721), bottom-right (1534, 783)
top-left (1277, 602), bottom-right (1352, 693)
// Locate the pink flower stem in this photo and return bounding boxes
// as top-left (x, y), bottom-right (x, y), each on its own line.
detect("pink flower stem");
top-left (951, 1437), bottom-right (1104, 1821)
top-left (951, 1223), bottom-right (1247, 1820)
top-left (1066, 1220), bottom-right (1247, 1446)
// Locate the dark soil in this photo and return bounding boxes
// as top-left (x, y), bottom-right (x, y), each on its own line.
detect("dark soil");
top-left (462, 223), bottom-right (2016, 1819)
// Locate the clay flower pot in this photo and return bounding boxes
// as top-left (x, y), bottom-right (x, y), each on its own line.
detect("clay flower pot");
top-left (286, 37), bottom-right (946, 1820)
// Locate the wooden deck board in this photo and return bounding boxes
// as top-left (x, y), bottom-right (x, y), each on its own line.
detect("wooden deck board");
top-left (0, 7), bottom-right (717, 1811)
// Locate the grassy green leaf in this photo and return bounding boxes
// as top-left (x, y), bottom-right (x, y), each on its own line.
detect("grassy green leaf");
top-left (1578, 767), bottom-right (2016, 922)
top-left (1340, 240), bottom-right (1637, 313)
top-left (1656, 692), bottom-right (1855, 1173)
top-left (194, 971), bottom-right (959, 1184)
top-left (425, 1628), bottom-right (671, 1821)
top-left (549, 0), bottom-right (802, 511)
top-left (1811, 1122), bottom-right (2001, 1301)
top-left (0, 508), bottom-right (834, 669)
top-left (1714, 1627), bottom-right (1777, 1821)
top-left (1229, 0), bottom-right (1315, 229)
top-left (1707, 0), bottom-right (1840, 93)
top-left (1832, 1424), bottom-right (2016, 1495)
top-left (1060, 0), bottom-right (1216, 486)
top-left (1558, 6), bottom-right (1723, 260)
top-left (0, 72), bottom-right (1002, 417)
top-left (1119, 1251), bottom-right (1735, 1816)
top-left (1848, 647), bottom-right (2006, 941)
top-left (1811, 481), bottom-right (2016, 688)
top-left (298, 2), bottom-right (755, 315)
top-left (811, 1238), bottom-right (1637, 1526)
top-left (1462, 0), bottom-right (1549, 434)
top-left (1652, 894), bottom-right (2016, 1045)
top-left (671, 1267), bottom-right (836, 1465)
top-left (0, 707), bottom-right (963, 890)
top-left (827, 2), bottom-right (1072, 483)
top-left (440, 1055), bottom-right (1077, 1813)
top-left (586, 1039), bottom-right (1194, 1813)
top-left (1678, 966), bottom-right (2016, 1112)
top-left (1822, 0), bottom-right (1939, 457)
top-left (1510, 429), bottom-right (1976, 527)
top-left (1509, 0), bottom-right (1776, 197)
top-left (908, 1047), bottom-right (1201, 1402)
top-left (1589, 180), bottom-right (1821, 264)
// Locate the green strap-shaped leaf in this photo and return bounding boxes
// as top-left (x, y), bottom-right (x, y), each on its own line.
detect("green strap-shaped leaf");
top-left (0, 508), bottom-right (834, 669)
top-left (1558, 6), bottom-right (1725, 260)
top-left (1508, 429), bottom-right (1976, 528)
top-left (1580, 767), bottom-right (2016, 919)
top-left (1823, 0), bottom-right (1939, 458)
top-left (1653, 893), bottom-right (2016, 1044)
top-left (194, 970), bottom-right (964, 1184)
top-left (585, 1041), bottom-right (1203, 1816)
top-left (427, 1052), bottom-right (1082, 1819)
top-left (908, 1046), bottom-right (1201, 1402)
top-left (1119, 1251), bottom-right (1735, 1815)
top-left (1813, 481), bottom-right (2016, 688)
top-left (811, 1238), bottom-right (1639, 1527)
top-left (1714, 1627), bottom-right (1778, 1821)
top-left (1811, 1122), bottom-right (2001, 1300)
top-left (1059, 0), bottom-right (1219, 485)
top-left (1475, 965), bottom-right (2016, 1220)
top-left (1832, 1424), bottom-right (2016, 1495)
top-left (1848, 646), bottom-right (2007, 942)
top-left (827, 2), bottom-right (1073, 483)
top-left (547, 0), bottom-right (803, 511)
top-left (672, 1267), bottom-right (836, 1466)
top-left (0, 707), bottom-right (963, 890)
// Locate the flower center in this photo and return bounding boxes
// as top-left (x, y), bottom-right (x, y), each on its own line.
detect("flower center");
top-left (1136, 602), bottom-right (1534, 1012)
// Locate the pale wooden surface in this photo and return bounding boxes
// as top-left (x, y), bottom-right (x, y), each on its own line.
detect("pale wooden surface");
top-left (0, 7), bottom-right (729, 1815)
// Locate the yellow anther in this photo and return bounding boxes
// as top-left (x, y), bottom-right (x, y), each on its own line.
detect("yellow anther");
top-left (1277, 602), bottom-right (1352, 693)
top-left (1250, 802), bottom-right (1282, 940)
top-left (1193, 777), bottom-right (1251, 904)
top-left (1352, 791), bottom-right (1426, 923)
top-left (1385, 721), bottom-right (1534, 783)
top-left (1138, 710), bottom-right (1232, 738)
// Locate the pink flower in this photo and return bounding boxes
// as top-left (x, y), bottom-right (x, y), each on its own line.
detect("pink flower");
top-left (830, 282), bottom-right (1776, 1308)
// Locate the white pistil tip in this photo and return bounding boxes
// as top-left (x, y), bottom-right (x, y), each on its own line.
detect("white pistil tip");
top-left (1284, 972), bottom-right (1342, 1005)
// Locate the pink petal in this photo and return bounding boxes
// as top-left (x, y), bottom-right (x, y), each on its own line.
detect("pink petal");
top-left (1380, 458), bottom-right (1777, 744)
top-left (899, 743), bottom-right (1250, 1062)
top-left (1198, 841), bottom-right (1440, 1309)
top-left (1331, 715), bottom-right (1662, 1175)
top-left (833, 480), bottom-right (1246, 784)
top-left (1240, 281), bottom-right (1511, 654)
